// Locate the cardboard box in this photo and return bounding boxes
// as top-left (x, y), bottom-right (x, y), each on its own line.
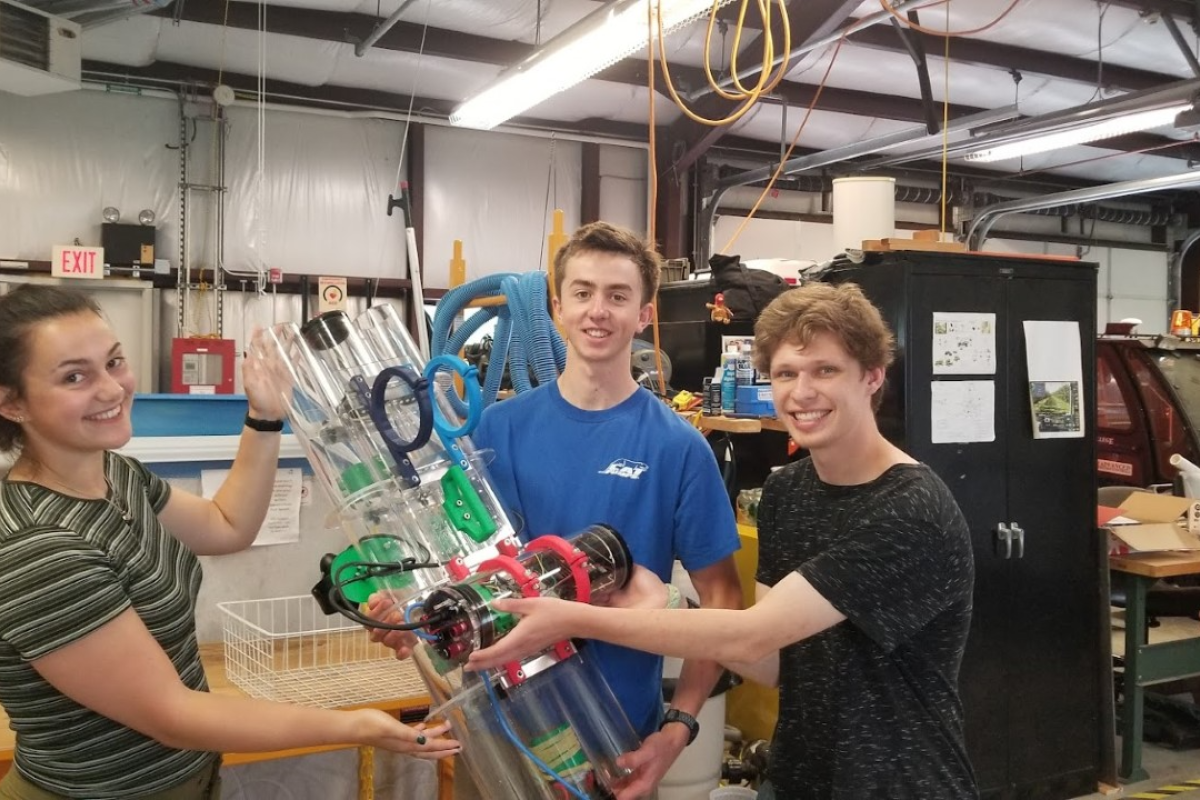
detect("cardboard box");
top-left (1106, 492), bottom-right (1200, 554)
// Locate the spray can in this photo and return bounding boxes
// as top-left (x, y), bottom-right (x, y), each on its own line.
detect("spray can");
top-left (736, 344), bottom-right (754, 386)
top-left (721, 354), bottom-right (737, 415)
top-left (701, 377), bottom-right (714, 415)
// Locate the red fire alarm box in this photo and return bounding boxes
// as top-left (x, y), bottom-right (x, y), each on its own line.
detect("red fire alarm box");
top-left (171, 338), bottom-right (237, 394)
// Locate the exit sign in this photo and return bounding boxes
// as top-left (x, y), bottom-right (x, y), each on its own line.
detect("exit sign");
top-left (51, 246), bottom-right (105, 279)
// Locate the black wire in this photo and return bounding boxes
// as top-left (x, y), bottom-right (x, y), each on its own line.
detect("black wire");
top-left (322, 554), bottom-right (447, 631)
top-left (332, 557), bottom-right (441, 592)
top-left (320, 531), bottom-right (449, 631)
top-left (325, 584), bottom-right (453, 631)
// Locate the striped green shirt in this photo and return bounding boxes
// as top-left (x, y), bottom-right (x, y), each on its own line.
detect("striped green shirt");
top-left (0, 452), bottom-right (216, 797)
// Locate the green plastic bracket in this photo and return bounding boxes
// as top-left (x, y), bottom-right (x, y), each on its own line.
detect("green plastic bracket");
top-left (441, 465), bottom-right (497, 543)
top-left (329, 535), bottom-right (415, 604)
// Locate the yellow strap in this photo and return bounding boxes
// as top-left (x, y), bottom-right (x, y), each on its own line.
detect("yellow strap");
top-left (358, 745), bottom-right (375, 800)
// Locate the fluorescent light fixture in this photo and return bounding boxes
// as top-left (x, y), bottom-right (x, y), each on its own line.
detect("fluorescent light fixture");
top-left (451, 0), bottom-right (736, 131)
top-left (964, 103), bottom-right (1191, 163)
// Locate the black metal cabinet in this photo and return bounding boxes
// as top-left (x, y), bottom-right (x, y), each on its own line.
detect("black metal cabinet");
top-left (828, 252), bottom-right (1102, 800)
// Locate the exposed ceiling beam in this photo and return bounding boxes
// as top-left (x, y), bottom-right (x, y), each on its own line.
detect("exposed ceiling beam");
top-left (600, 58), bottom-right (983, 121)
top-left (888, 14), bottom-right (940, 134)
top-left (162, 3), bottom-right (982, 132)
top-left (156, 1), bottom-right (529, 66)
top-left (1102, 0), bottom-right (1199, 22)
top-left (665, 0), bottom-right (861, 174)
top-left (1094, 131), bottom-right (1200, 160)
top-left (85, 55), bottom-right (1193, 203)
top-left (149, 2), bottom-right (1200, 164)
top-left (706, 140), bottom-right (1159, 196)
top-left (848, 25), bottom-right (1180, 92)
top-left (81, 59), bottom-right (653, 142)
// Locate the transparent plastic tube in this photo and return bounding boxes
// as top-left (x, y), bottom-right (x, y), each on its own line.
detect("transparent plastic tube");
top-left (254, 308), bottom-right (638, 800)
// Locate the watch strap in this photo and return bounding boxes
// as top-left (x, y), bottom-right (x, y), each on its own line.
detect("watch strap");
top-left (244, 414), bottom-right (285, 432)
top-left (659, 708), bottom-right (700, 746)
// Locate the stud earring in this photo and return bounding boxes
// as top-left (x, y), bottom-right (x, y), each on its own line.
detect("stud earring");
top-left (10, 417), bottom-right (23, 424)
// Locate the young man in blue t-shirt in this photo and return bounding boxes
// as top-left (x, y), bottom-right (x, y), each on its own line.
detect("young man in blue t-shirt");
top-left (375, 222), bottom-right (742, 800)
top-left (469, 283), bottom-right (979, 800)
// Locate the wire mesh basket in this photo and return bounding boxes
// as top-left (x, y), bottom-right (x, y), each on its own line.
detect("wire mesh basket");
top-left (218, 594), bottom-right (426, 709)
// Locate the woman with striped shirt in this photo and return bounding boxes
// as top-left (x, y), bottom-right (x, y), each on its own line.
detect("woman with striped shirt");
top-left (0, 285), bottom-right (457, 800)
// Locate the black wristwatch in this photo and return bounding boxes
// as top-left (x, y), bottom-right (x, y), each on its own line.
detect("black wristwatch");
top-left (244, 413), bottom-right (284, 433)
top-left (659, 708), bottom-right (700, 746)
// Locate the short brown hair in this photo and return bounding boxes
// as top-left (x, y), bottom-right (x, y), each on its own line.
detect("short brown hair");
top-left (553, 222), bottom-right (661, 305)
top-left (753, 283), bottom-right (895, 410)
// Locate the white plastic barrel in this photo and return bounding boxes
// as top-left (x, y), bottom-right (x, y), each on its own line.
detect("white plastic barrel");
top-left (709, 787), bottom-right (758, 799)
top-left (658, 694), bottom-right (728, 800)
top-left (659, 563), bottom-right (728, 800)
top-left (832, 176), bottom-right (896, 253)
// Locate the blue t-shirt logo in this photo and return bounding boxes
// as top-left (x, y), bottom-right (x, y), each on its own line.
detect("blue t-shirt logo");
top-left (598, 459), bottom-right (649, 480)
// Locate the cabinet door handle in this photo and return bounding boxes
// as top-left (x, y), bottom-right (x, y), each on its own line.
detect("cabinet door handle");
top-left (996, 523), bottom-right (1012, 559)
top-left (1011, 523), bottom-right (1025, 559)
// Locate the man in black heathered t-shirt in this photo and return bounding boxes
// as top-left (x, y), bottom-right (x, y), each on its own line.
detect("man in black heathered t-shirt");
top-left (468, 283), bottom-right (979, 800)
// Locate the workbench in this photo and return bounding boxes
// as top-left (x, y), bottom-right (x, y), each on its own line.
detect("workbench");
top-left (1109, 551), bottom-right (1200, 782)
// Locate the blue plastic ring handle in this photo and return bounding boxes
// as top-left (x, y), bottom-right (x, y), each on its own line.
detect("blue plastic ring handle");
top-left (369, 365), bottom-right (434, 454)
top-left (423, 355), bottom-right (482, 439)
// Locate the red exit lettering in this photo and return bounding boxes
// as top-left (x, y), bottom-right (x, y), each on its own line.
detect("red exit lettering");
top-left (51, 246), bottom-right (104, 280)
top-left (61, 250), bottom-right (95, 274)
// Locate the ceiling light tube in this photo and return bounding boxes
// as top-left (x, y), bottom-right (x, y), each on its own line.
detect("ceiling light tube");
top-left (451, 0), bottom-right (736, 131)
top-left (964, 103), bottom-right (1191, 163)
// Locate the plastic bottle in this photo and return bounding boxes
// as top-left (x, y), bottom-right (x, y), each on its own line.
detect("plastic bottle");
top-left (721, 354), bottom-right (737, 415)
top-left (736, 343), bottom-right (754, 386)
top-left (1170, 453), bottom-right (1200, 498)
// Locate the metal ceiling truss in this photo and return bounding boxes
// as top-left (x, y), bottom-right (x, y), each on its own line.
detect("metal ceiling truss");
top-left (846, 24), bottom-right (1175, 93)
top-left (888, 11), bottom-right (939, 134)
top-left (156, 1), bottom-right (1200, 167)
top-left (81, 60), bottom-right (653, 142)
top-left (1102, 0), bottom-right (1200, 28)
top-left (853, 78), bottom-right (1200, 171)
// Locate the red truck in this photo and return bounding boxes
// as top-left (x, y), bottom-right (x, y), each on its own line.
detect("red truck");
top-left (1097, 332), bottom-right (1200, 488)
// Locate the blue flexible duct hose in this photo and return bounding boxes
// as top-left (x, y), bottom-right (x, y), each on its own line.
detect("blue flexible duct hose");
top-left (432, 274), bottom-right (508, 355)
top-left (504, 289), bottom-right (534, 394)
top-left (431, 272), bottom-right (564, 407)
top-left (446, 306), bottom-right (497, 356)
top-left (506, 272), bottom-right (563, 385)
top-left (483, 305), bottom-right (513, 404)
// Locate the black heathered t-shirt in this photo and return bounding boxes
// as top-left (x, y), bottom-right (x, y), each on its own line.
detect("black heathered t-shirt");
top-left (756, 459), bottom-right (978, 800)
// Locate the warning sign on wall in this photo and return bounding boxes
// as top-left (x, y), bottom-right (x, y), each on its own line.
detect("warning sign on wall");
top-left (318, 276), bottom-right (348, 314)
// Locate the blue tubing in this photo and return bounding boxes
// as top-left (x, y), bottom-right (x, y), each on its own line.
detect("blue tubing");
top-left (431, 271), bottom-right (565, 406)
top-left (432, 274), bottom-right (510, 355)
top-left (481, 676), bottom-right (589, 800)
top-left (404, 602), bottom-right (438, 642)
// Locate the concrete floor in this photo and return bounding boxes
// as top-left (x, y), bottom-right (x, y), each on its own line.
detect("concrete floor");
top-left (1072, 742), bottom-right (1200, 799)
top-left (1071, 613), bottom-right (1200, 799)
